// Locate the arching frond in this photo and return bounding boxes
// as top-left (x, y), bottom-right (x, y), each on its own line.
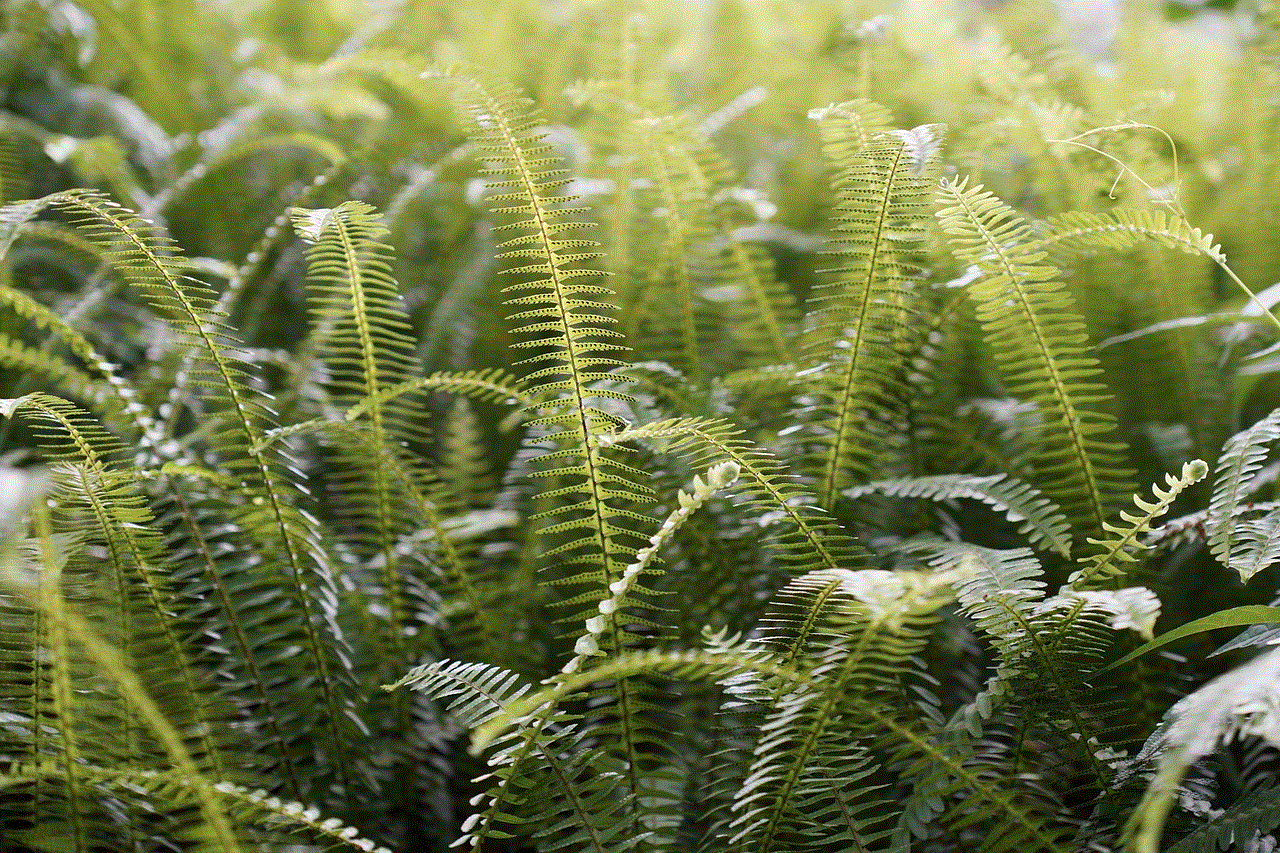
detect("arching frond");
top-left (605, 415), bottom-right (859, 573)
top-left (1207, 408), bottom-right (1280, 581)
top-left (2, 190), bottom-right (364, 808)
top-left (1070, 460), bottom-right (1209, 589)
top-left (805, 102), bottom-right (944, 508)
top-left (937, 178), bottom-right (1131, 542)
top-left (846, 472), bottom-right (1072, 557)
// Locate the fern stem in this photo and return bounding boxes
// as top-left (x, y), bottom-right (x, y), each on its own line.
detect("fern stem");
top-left (31, 511), bottom-right (88, 853)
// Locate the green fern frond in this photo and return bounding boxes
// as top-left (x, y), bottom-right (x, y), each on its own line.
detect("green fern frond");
top-left (1126, 647), bottom-right (1280, 853)
top-left (0, 334), bottom-right (113, 420)
top-left (2, 495), bottom-right (240, 853)
top-left (0, 133), bottom-right (24, 205)
top-left (937, 177), bottom-right (1132, 541)
top-left (444, 71), bottom-right (683, 846)
top-left (1034, 208), bottom-right (1280, 335)
top-left (914, 539), bottom-right (1155, 806)
top-left (846, 472), bottom-right (1073, 557)
top-left (346, 367), bottom-right (531, 421)
top-left (1207, 408), bottom-right (1280, 581)
top-left (2, 394), bottom-right (228, 774)
top-left (726, 567), bottom-right (955, 853)
top-left (393, 656), bottom-right (630, 850)
top-left (605, 415), bottom-right (858, 573)
top-left (291, 200), bottom-right (424, 671)
top-left (619, 114), bottom-right (717, 380)
top-left (1071, 460), bottom-right (1209, 589)
top-left (805, 102), bottom-right (944, 508)
top-left (446, 70), bottom-right (648, 596)
top-left (5, 189), bottom-right (366, 806)
top-left (0, 268), bottom-right (164, 452)
top-left (1164, 784), bottom-right (1280, 853)
top-left (390, 658), bottom-right (533, 728)
top-left (1032, 208), bottom-right (1226, 263)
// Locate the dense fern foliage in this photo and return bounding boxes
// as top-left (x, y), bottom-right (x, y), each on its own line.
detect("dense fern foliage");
top-left (3, 0), bottom-right (1280, 850)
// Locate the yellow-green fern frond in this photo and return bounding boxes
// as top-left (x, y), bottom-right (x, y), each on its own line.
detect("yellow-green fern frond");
top-left (805, 102), bottom-right (944, 508)
top-left (937, 178), bottom-right (1132, 542)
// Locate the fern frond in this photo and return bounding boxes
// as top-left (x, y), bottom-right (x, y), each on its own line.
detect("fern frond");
top-left (445, 71), bottom-right (676, 845)
top-left (1032, 207), bottom-right (1280, 334)
top-left (1207, 407), bottom-right (1280, 581)
top-left (446, 70), bottom-right (647, 596)
top-left (1126, 647), bottom-right (1280, 853)
top-left (1164, 784), bottom-right (1280, 853)
top-left (2, 497), bottom-right (240, 852)
top-left (605, 415), bottom-right (858, 573)
top-left (806, 102), bottom-right (944, 508)
top-left (727, 567), bottom-right (955, 853)
top-left (915, 539), bottom-right (1154, 809)
top-left (6, 189), bottom-right (365, 806)
top-left (846, 472), bottom-right (1073, 557)
top-left (937, 177), bottom-right (1131, 541)
top-left (0, 275), bottom-right (165, 454)
top-left (390, 658), bottom-right (533, 729)
top-left (2, 394), bottom-right (228, 774)
top-left (0, 132), bottom-right (23, 205)
top-left (393, 656), bottom-right (630, 850)
top-left (1032, 208), bottom-right (1226, 263)
top-left (559, 460), bottom-right (742, 677)
top-left (346, 367), bottom-right (531, 421)
top-left (291, 201), bottom-right (423, 667)
top-left (1070, 460), bottom-right (1209, 589)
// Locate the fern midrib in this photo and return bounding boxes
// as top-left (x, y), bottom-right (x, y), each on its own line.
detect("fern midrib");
top-left (754, 606), bottom-right (888, 853)
top-left (689, 422), bottom-right (841, 571)
top-left (949, 187), bottom-right (1109, 536)
top-left (996, 596), bottom-right (1112, 794)
top-left (77, 466), bottom-right (143, 840)
top-left (772, 576), bottom-right (844, 680)
top-left (819, 142), bottom-right (907, 511)
top-left (328, 215), bottom-right (408, 664)
top-left (812, 762), bottom-right (873, 851)
top-left (64, 192), bottom-right (354, 796)
top-left (37, 525), bottom-right (88, 853)
top-left (481, 85), bottom-right (651, 834)
top-left (74, 467), bottom-right (227, 778)
top-left (1026, 221), bottom-right (1217, 260)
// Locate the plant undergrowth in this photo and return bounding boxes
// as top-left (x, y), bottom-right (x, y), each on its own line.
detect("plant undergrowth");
top-left (2, 0), bottom-right (1280, 850)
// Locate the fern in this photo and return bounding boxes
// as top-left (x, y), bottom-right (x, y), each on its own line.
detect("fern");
top-left (845, 472), bottom-right (1073, 557)
top-left (937, 178), bottom-right (1131, 541)
top-left (1070, 459), bottom-right (1209, 590)
top-left (603, 415), bottom-right (858, 573)
top-left (444, 69), bottom-right (680, 846)
top-left (805, 102), bottom-right (944, 508)
top-left (1163, 784), bottom-right (1280, 853)
top-left (5, 3), bottom-right (1280, 850)
top-left (1207, 407), bottom-right (1280, 581)
top-left (1126, 647), bottom-right (1280, 853)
